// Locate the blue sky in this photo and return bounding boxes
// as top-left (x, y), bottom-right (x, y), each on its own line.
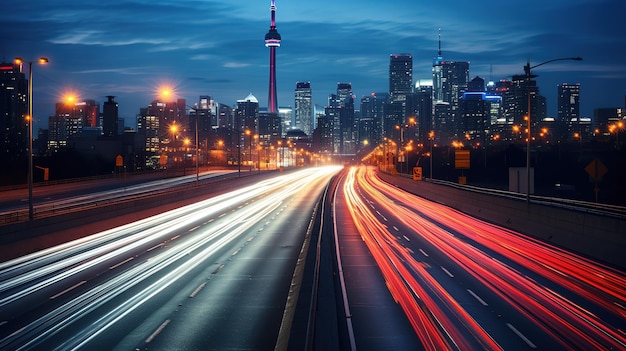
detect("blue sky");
top-left (2, 0), bottom-right (625, 131)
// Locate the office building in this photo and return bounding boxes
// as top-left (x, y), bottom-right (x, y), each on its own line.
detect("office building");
top-left (294, 81), bottom-right (312, 135)
top-left (0, 61), bottom-right (28, 162)
top-left (557, 83), bottom-right (581, 141)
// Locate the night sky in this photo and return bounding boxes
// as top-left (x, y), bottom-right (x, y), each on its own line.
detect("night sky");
top-left (2, 0), bottom-right (625, 131)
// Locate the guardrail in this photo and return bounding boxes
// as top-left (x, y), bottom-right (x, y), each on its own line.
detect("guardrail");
top-left (428, 178), bottom-right (626, 220)
top-left (0, 172), bottom-right (238, 225)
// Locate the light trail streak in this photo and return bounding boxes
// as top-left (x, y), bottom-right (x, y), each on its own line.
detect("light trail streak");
top-left (343, 168), bottom-right (500, 350)
top-left (0, 166), bottom-right (341, 350)
top-left (344, 165), bottom-right (626, 350)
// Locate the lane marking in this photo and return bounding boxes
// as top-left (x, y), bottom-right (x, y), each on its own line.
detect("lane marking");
top-left (145, 319), bottom-right (170, 343)
top-left (218, 213), bottom-right (226, 218)
top-left (403, 235), bottom-right (411, 242)
top-left (189, 282), bottom-right (207, 298)
top-left (212, 264), bottom-right (224, 275)
top-left (506, 323), bottom-right (537, 348)
top-left (171, 234), bottom-right (181, 241)
top-left (393, 226), bottom-right (399, 232)
top-left (467, 289), bottom-right (488, 306)
top-left (188, 226), bottom-right (199, 232)
top-left (419, 249), bottom-right (429, 257)
top-left (147, 243), bottom-right (164, 252)
top-left (50, 280), bottom-right (86, 300)
top-left (109, 257), bottom-right (134, 270)
top-left (441, 266), bottom-right (454, 278)
top-left (232, 248), bottom-right (241, 257)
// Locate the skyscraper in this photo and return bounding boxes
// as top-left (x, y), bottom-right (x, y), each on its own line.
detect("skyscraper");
top-left (0, 61), bottom-right (28, 162)
top-left (102, 96), bottom-right (119, 137)
top-left (265, 0), bottom-right (281, 113)
top-left (294, 82), bottom-right (313, 135)
top-left (388, 54), bottom-right (413, 137)
top-left (557, 83), bottom-right (580, 140)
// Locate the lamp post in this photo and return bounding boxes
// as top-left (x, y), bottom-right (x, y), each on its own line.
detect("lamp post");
top-left (429, 131), bottom-right (434, 181)
top-left (523, 57), bottom-right (582, 204)
top-left (245, 129), bottom-right (253, 173)
top-left (15, 57), bottom-right (48, 220)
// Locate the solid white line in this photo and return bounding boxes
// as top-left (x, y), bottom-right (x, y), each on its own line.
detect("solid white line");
top-left (145, 319), bottom-right (170, 343)
top-left (467, 289), bottom-right (488, 306)
top-left (506, 323), bottom-right (537, 348)
top-left (441, 266), bottom-right (454, 278)
top-left (419, 249), bottom-right (429, 257)
top-left (50, 280), bottom-right (87, 300)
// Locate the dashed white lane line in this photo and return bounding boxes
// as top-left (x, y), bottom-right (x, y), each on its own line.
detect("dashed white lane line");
top-left (189, 282), bottom-right (207, 298)
top-left (467, 289), bottom-right (488, 306)
top-left (145, 319), bottom-right (170, 343)
top-left (441, 266), bottom-right (454, 278)
top-left (50, 280), bottom-right (86, 300)
top-left (506, 323), bottom-right (537, 348)
top-left (419, 249), bottom-right (429, 257)
top-left (403, 235), bottom-right (411, 242)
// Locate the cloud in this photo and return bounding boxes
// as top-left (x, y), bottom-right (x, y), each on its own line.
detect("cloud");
top-left (223, 62), bottom-right (252, 68)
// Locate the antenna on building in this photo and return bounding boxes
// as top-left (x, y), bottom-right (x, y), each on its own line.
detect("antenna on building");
top-left (438, 28), bottom-right (442, 57)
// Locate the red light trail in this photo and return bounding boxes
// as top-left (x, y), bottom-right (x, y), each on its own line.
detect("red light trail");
top-left (342, 166), bottom-right (626, 350)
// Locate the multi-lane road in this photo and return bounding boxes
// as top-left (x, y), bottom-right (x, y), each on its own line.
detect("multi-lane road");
top-left (336, 166), bottom-right (626, 350)
top-left (0, 166), bottom-right (341, 350)
top-left (1, 165), bottom-right (625, 350)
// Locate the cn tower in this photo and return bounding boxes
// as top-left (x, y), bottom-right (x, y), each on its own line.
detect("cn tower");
top-left (264, 0), bottom-right (281, 113)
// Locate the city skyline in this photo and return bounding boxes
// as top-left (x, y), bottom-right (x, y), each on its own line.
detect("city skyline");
top-left (2, 0), bottom-right (625, 132)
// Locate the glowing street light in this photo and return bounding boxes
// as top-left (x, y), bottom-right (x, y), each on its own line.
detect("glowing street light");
top-left (15, 56), bottom-right (49, 220)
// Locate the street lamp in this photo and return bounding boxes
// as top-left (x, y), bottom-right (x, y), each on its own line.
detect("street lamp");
top-left (245, 129), bottom-right (253, 173)
top-left (429, 131), bottom-right (434, 181)
top-left (523, 57), bottom-right (582, 204)
top-left (15, 57), bottom-right (48, 220)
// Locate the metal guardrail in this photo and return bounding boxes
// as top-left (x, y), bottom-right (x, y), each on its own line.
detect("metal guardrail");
top-left (428, 178), bottom-right (626, 220)
top-left (0, 172), bottom-right (238, 225)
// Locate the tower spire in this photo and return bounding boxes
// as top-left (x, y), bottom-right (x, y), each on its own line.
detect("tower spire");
top-left (265, 0), bottom-right (281, 113)
top-left (438, 28), bottom-right (442, 57)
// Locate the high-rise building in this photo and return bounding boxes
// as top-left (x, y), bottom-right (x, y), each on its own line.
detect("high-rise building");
top-left (294, 81), bottom-right (312, 135)
top-left (414, 80), bottom-right (433, 145)
top-left (432, 30), bottom-right (444, 102)
top-left (389, 54), bottom-right (413, 96)
top-left (265, 0), bottom-right (281, 113)
top-left (103, 96), bottom-right (119, 137)
top-left (0, 61), bottom-right (28, 162)
top-left (502, 74), bottom-right (546, 140)
top-left (441, 61), bottom-right (469, 137)
top-left (388, 54), bottom-right (413, 137)
top-left (278, 106), bottom-right (292, 136)
top-left (336, 83), bottom-right (355, 154)
top-left (557, 83), bottom-right (580, 140)
top-left (236, 93), bottom-right (259, 134)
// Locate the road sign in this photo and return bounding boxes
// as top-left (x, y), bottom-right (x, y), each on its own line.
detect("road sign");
top-left (412, 167), bottom-right (422, 181)
top-left (585, 159), bottom-right (608, 181)
top-left (455, 150), bottom-right (470, 169)
top-left (115, 154), bottom-right (123, 167)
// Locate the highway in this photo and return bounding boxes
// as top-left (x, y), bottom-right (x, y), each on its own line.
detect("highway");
top-left (0, 166), bottom-right (341, 350)
top-left (336, 165), bottom-right (626, 350)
